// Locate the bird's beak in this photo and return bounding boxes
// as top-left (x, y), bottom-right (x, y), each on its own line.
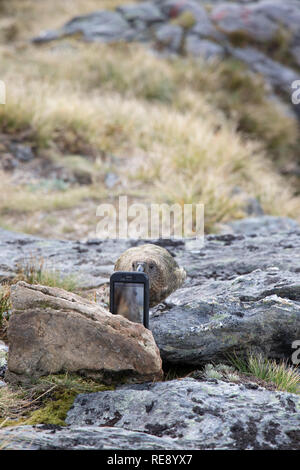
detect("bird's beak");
top-left (136, 263), bottom-right (145, 272)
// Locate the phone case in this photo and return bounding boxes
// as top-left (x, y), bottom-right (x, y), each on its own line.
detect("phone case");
top-left (110, 271), bottom-right (149, 329)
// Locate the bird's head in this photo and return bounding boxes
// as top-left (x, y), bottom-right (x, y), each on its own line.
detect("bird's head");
top-left (131, 258), bottom-right (160, 285)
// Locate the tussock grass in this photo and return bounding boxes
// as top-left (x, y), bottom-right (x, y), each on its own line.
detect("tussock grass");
top-left (229, 353), bottom-right (300, 394)
top-left (0, 69), bottom-right (298, 231)
top-left (0, 0), bottom-right (299, 236)
top-left (3, 43), bottom-right (297, 158)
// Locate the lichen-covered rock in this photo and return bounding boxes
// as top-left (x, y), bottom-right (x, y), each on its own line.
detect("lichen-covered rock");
top-left (1, 216), bottom-right (298, 289)
top-left (150, 267), bottom-right (300, 364)
top-left (63, 378), bottom-right (300, 449)
top-left (5, 282), bottom-right (163, 385)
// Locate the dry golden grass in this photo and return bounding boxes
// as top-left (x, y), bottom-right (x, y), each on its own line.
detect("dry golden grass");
top-left (0, 0), bottom-right (299, 237)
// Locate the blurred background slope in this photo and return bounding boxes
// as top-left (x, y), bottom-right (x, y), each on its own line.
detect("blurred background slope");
top-left (0, 0), bottom-right (299, 239)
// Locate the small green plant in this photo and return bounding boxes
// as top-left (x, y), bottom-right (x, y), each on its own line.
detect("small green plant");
top-left (228, 352), bottom-right (300, 394)
top-left (202, 363), bottom-right (240, 382)
top-left (16, 256), bottom-right (78, 292)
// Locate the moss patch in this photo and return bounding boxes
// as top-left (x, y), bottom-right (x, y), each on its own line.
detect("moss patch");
top-left (21, 390), bottom-right (75, 426)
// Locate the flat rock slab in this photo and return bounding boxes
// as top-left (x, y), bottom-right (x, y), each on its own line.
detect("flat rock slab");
top-left (5, 282), bottom-right (163, 385)
top-left (61, 378), bottom-right (299, 449)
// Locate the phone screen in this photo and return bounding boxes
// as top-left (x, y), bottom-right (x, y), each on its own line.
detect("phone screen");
top-left (114, 282), bottom-right (145, 324)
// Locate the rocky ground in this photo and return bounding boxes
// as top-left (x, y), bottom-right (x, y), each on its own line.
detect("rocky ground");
top-left (1, 378), bottom-right (300, 450)
top-left (0, 215), bottom-right (299, 449)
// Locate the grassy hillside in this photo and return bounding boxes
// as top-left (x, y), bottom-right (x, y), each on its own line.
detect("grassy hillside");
top-left (0, 0), bottom-right (299, 239)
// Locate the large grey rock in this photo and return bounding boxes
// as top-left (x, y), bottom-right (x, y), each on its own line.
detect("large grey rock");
top-left (64, 378), bottom-right (300, 449)
top-left (150, 267), bottom-right (300, 363)
top-left (5, 282), bottom-right (163, 385)
top-left (0, 425), bottom-right (181, 450)
top-left (150, 217), bottom-right (300, 364)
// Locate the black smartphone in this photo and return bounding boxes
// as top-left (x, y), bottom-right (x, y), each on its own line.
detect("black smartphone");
top-left (109, 271), bottom-right (150, 329)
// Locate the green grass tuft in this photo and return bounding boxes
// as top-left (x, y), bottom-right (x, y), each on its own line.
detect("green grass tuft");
top-left (228, 352), bottom-right (300, 394)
